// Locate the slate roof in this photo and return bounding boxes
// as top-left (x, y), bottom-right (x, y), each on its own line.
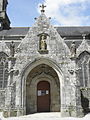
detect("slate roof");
top-left (56, 27), bottom-right (90, 37)
top-left (0, 27), bottom-right (30, 36)
top-left (0, 26), bottom-right (90, 37)
top-left (0, 26), bottom-right (90, 49)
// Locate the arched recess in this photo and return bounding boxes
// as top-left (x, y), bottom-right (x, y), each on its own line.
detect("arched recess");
top-left (77, 51), bottom-right (90, 87)
top-left (26, 64), bottom-right (60, 114)
top-left (0, 52), bottom-right (8, 88)
top-left (77, 51), bottom-right (90, 115)
top-left (21, 58), bottom-right (63, 115)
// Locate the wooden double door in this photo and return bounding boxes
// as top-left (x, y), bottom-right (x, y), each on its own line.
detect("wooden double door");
top-left (37, 81), bottom-right (50, 112)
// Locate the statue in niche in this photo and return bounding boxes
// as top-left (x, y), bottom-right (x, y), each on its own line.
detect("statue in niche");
top-left (10, 41), bottom-right (15, 57)
top-left (40, 33), bottom-right (47, 50)
top-left (70, 41), bottom-right (76, 58)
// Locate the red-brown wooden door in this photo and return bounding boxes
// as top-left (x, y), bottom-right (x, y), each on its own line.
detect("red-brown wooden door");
top-left (37, 81), bottom-right (50, 112)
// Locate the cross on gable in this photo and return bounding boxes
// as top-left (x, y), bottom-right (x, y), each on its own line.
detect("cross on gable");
top-left (40, 4), bottom-right (46, 13)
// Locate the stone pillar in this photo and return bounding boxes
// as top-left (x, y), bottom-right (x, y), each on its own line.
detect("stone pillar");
top-left (66, 58), bottom-right (79, 117)
top-left (68, 58), bottom-right (84, 117)
top-left (16, 75), bottom-right (23, 116)
top-left (4, 57), bottom-right (16, 117)
top-left (76, 86), bottom-right (84, 117)
top-left (8, 56), bottom-right (23, 116)
top-left (4, 85), bottom-right (13, 117)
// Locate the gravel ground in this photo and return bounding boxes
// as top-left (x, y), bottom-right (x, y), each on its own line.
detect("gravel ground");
top-left (0, 112), bottom-right (90, 120)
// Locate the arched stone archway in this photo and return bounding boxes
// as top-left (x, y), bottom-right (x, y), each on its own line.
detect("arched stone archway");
top-left (26, 64), bottom-right (60, 114)
top-left (20, 58), bottom-right (63, 115)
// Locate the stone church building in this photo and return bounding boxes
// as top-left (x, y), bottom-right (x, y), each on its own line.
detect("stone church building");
top-left (0, 0), bottom-right (90, 118)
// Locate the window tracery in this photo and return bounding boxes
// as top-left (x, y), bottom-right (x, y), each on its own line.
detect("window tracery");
top-left (77, 51), bottom-right (90, 87)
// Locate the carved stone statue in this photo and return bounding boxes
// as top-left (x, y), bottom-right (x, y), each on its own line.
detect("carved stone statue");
top-left (40, 34), bottom-right (47, 50)
top-left (10, 41), bottom-right (15, 57)
top-left (70, 41), bottom-right (76, 58)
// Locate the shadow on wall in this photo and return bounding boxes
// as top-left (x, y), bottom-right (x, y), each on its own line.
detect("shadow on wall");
top-left (81, 91), bottom-right (90, 115)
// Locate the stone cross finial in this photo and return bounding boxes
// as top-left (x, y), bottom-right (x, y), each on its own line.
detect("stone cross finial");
top-left (40, 4), bottom-right (46, 13)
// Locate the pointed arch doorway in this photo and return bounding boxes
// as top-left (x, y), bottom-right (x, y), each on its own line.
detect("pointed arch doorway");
top-left (26, 63), bottom-right (61, 114)
top-left (37, 81), bottom-right (50, 112)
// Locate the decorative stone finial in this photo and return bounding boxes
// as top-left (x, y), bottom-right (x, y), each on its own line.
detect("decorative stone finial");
top-left (82, 34), bottom-right (86, 40)
top-left (40, 4), bottom-right (46, 13)
top-left (10, 41), bottom-right (15, 57)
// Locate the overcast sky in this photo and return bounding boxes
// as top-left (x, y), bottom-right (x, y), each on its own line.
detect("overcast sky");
top-left (7, 0), bottom-right (90, 27)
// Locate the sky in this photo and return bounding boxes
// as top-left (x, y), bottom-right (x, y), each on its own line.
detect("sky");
top-left (7, 0), bottom-right (90, 27)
